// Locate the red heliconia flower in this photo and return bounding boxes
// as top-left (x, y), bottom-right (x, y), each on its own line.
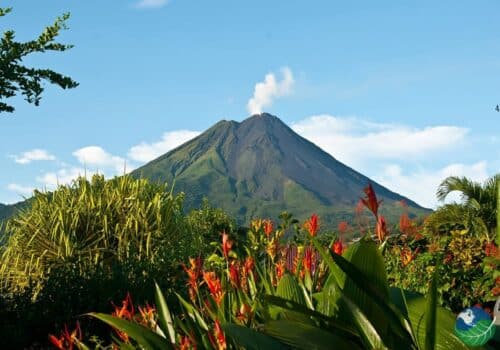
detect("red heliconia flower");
top-left (203, 271), bottom-right (225, 306)
top-left (376, 215), bottom-right (388, 242)
top-left (208, 320), bottom-right (226, 350)
top-left (275, 260), bottom-right (286, 282)
top-left (138, 303), bottom-right (156, 329)
top-left (243, 256), bottom-right (255, 275)
top-left (263, 219), bottom-right (274, 237)
top-left (179, 335), bottom-right (197, 350)
top-left (361, 183), bottom-right (382, 218)
top-left (304, 214), bottom-right (319, 237)
top-left (332, 239), bottom-right (344, 255)
top-left (228, 261), bottom-right (241, 289)
top-left (112, 293), bottom-right (135, 320)
top-left (183, 256), bottom-right (203, 301)
top-left (48, 322), bottom-right (82, 350)
top-left (221, 231), bottom-right (233, 259)
top-left (303, 246), bottom-right (314, 272)
top-left (338, 221), bottom-right (349, 235)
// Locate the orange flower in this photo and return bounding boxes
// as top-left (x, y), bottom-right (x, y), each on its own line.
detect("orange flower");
top-left (48, 322), bottom-right (82, 350)
top-left (236, 303), bottom-right (253, 323)
top-left (243, 256), bottom-right (254, 275)
top-left (183, 256), bottom-right (202, 301)
top-left (222, 232), bottom-right (233, 259)
top-left (304, 214), bottom-right (319, 237)
top-left (361, 183), bottom-right (382, 218)
top-left (266, 238), bottom-right (279, 260)
top-left (228, 261), bottom-right (241, 289)
top-left (401, 247), bottom-right (420, 266)
top-left (303, 246), bottom-right (314, 272)
top-left (138, 303), bottom-right (156, 329)
top-left (275, 260), bottom-right (285, 282)
top-left (203, 271), bottom-right (225, 306)
top-left (485, 242), bottom-right (499, 258)
top-left (376, 215), bottom-right (388, 242)
top-left (263, 219), bottom-right (273, 237)
top-left (332, 239), bottom-right (344, 255)
top-left (112, 293), bottom-right (135, 342)
top-left (179, 335), bottom-right (197, 350)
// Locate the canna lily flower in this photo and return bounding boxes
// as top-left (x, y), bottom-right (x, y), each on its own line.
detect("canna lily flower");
top-left (275, 260), bottom-right (286, 282)
top-left (243, 256), bottom-right (255, 275)
top-left (221, 231), bottom-right (233, 259)
top-left (332, 239), bottom-right (344, 255)
top-left (304, 214), bottom-right (319, 237)
top-left (376, 215), bottom-right (388, 242)
top-left (179, 335), bottom-right (197, 350)
top-left (302, 246), bottom-right (314, 272)
top-left (263, 219), bottom-right (274, 237)
top-left (361, 183), bottom-right (382, 218)
top-left (203, 271), bottom-right (225, 306)
top-left (112, 293), bottom-right (135, 342)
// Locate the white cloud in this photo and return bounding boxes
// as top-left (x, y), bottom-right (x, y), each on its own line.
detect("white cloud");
top-left (7, 183), bottom-right (34, 196)
top-left (373, 161), bottom-right (490, 209)
top-left (12, 149), bottom-right (56, 164)
top-left (73, 146), bottom-right (127, 173)
top-left (128, 130), bottom-right (200, 163)
top-left (135, 0), bottom-right (169, 9)
top-left (247, 67), bottom-right (294, 115)
top-left (291, 115), bottom-right (468, 168)
top-left (36, 167), bottom-right (100, 189)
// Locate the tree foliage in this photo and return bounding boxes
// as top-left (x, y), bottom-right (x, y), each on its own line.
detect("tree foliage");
top-left (0, 7), bottom-right (78, 113)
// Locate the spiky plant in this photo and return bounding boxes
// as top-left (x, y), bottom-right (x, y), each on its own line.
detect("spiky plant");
top-left (0, 174), bottom-right (192, 294)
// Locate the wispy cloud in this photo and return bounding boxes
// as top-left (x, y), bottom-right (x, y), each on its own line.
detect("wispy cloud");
top-left (135, 0), bottom-right (169, 9)
top-left (36, 167), bottom-right (100, 189)
top-left (128, 130), bottom-right (200, 163)
top-left (291, 115), bottom-right (468, 168)
top-left (73, 146), bottom-right (127, 173)
top-left (11, 149), bottom-right (56, 164)
top-left (6, 183), bottom-right (34, 196)
top-left (373, 161), bottom-right (490, 208)
top-left (247, 67), bottom-right (294, 115)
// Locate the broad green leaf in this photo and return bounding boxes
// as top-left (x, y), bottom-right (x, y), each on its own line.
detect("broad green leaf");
top-left (271, 273), bottom-right (308, 321)
top-left (340, 294), bottom-right (388, 350)
top-left (222, 323), bottom-right (290, 349)
top-left (87, 313), bottom-right (174, 350)
top-left (264, 319), bottom-right (364, 350)
top-left (154, 281), bottom-right (176, 344)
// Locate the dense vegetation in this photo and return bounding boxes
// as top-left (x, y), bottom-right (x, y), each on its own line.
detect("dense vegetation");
top-left (0, 174), bottom-right (497, 349)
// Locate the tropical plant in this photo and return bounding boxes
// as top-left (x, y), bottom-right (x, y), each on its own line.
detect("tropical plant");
top-left (0, 7), bottom-right (78, 113)
top-left (0, 174), bottom-right (190, 294)
top-left (430, 174), bottom-right (499, 239)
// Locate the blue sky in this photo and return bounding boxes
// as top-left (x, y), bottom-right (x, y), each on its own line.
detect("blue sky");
top-left (1, 0), bottom-right (499, 208)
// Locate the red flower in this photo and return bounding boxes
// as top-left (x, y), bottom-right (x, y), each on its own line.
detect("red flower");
top-left (48, 322), bottom-right (82, 350)
top-left (332, 239), bottom-right (344, 255)
top-left (221, 232), bottom-right (233, 258)
top-left (236, 303), bottom-right (253, 323)
top-left (183, 256), bottom-right (202, 301)
top-left (376, 215), bottom-right (388, 242)
top-left (208, 320), bottom-right (226, 350)
top-left (263, 219), bottom-right (273, 237)
top-left (138, 303), bottom-right (156, 329)
top-left (485, 242), bottom-right (499, 257)
top-left (304, 214), bottom-right (319, 237)
top-left (179, 335), bottom-right (197, 350)
top-left (112, 293), bottom-right (135, 320)
top-left (303, 247), bottom-right (314, 272)
top-left (228, 262), bottom-right (241, 289)
top-left (243, 256), bottom-right (254, 275)
top-left (361, 183), bottom-right (382, 218)
top-left (275, 260), bottom-right (285, 282)
top-left (203, 271), bottom-right (225, 306)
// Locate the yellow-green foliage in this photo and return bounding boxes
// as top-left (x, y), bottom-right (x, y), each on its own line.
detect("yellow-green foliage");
top-left (0, 174), bottom-right (187, 293)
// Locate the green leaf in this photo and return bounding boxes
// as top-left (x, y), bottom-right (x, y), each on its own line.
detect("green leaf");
top-left (340, 294), bottom-right (388, 350)
top-left (87, 313), bottom-right (174, 350)
top-left (264, 319), bottom-right (364, 350)
top-left (222, 323), bottom-right (290, 349)
top-left (154, 281), bottom-right (176, 344)
top-left (271, 273), bottom-right (308, 321)
top-left (424, 270), bottom-right (438, 350)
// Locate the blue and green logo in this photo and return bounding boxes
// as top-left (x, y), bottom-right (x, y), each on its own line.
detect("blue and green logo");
top-left (454, 306), bottom-right (496, 346)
